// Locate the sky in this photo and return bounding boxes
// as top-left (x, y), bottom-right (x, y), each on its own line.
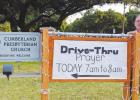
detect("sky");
top-left (66, 3), bottom-right (131, 24)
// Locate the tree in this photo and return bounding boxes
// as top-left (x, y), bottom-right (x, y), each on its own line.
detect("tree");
top-left (0, 0), bottom-right (128, 32)
top-left (66, 9), bottom-right (124, 33)
top-left (60, 19), bottom-right (68, 32)
top-left (125, 9), bottom-right (140, 32)
top-left (0, 21), bottom-right (11, 32)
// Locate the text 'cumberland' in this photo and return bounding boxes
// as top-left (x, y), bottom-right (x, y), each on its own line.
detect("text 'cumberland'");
top-left (61, 45), bottom-right (119, 55)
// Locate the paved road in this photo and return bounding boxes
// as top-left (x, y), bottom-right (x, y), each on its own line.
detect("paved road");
top-left (0, 72), bottom-right (41, 78)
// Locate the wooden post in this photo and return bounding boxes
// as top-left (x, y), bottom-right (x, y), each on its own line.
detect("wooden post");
top-left (123, 83), bottom-right (130, 100)
top-left (123, 37), bottom-right (133, 100)
top-left (41, 28), bottom-right (49, 100)
top-left (40, 29), bottom-right (134, 100)
top-left (132, 33), bottom-right (140, 100)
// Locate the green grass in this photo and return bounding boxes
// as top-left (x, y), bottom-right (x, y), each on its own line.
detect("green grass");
top-left (0, 78), bottom-right (124, 100)
top-left (0, 78), bottom-right (40, 100)
top-left (0, 62), bottom-right (139, 100)
top-left (0, 77), bottom-right (140, 100)
top-left (0, 62), bottom-right (41, 73)
top-left (49, 82), bottom-right (123, 100)
top-left (0, 62), bottom-right (41, 100)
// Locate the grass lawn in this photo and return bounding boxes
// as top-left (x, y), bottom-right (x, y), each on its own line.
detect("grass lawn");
top-left (0, 62), bottom-right (139, 100)
top-left (0, 62), bottom-right (41, 73)
top-left (0, 78), bottom-right (40, 100)
top-left (49, 82), bottom-right (123, 100)
top-left (0, 77), bottom-right (124, 100)
top-left (0, 62), bottom-right (41, 100)
top-left (0, 78), bottom-right (140, 100)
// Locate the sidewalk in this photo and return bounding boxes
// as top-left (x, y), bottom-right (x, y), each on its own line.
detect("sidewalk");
top-left (0, 72), bottom-right (40, 78)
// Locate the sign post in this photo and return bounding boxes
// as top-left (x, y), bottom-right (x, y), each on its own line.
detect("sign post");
top-left (131, 33), bottom-right (140, 100)
top-left (41, 27), bottom-right (138, 100)
top-left (123, 36), bottom-right (133, 100)
top-left (41, 28), bottom-right (49, 100)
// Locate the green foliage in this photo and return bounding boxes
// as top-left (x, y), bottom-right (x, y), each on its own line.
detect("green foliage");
top-left (60, 19), bottom-right (68, 32)
top-left (66, 9), bottom-right (124, 33)
top-left (125, 9), bottom-right (140, 32)
top-left (65, 19), bottom-right (82, 32)
top-left (0, 21), bottom-right (11, 32)
top-left (66, 8), bottom-right (140, 33)
top-left (0, 0), bottom-right (128, 31)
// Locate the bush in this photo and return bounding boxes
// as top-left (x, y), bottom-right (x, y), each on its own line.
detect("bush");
top-left (0, 21), bottom-right (11, 32)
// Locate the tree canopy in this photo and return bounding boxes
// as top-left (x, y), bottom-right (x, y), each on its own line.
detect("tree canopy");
top-left (66, 8), bottom-right (140, 33)
top-left (125, 9), bottom-right (140, 32)
top-left (0, 21), bottom-right (11, 32)
top-left (0, 0), bottom-right (132, 32)
top-left (66, 9), bottom-right (124, 33)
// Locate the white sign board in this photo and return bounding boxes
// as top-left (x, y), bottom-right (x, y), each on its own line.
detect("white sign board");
top-left (0, 32), bottom-right (41, 61)
top-left (53, 40), bottom-right (128, 80)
